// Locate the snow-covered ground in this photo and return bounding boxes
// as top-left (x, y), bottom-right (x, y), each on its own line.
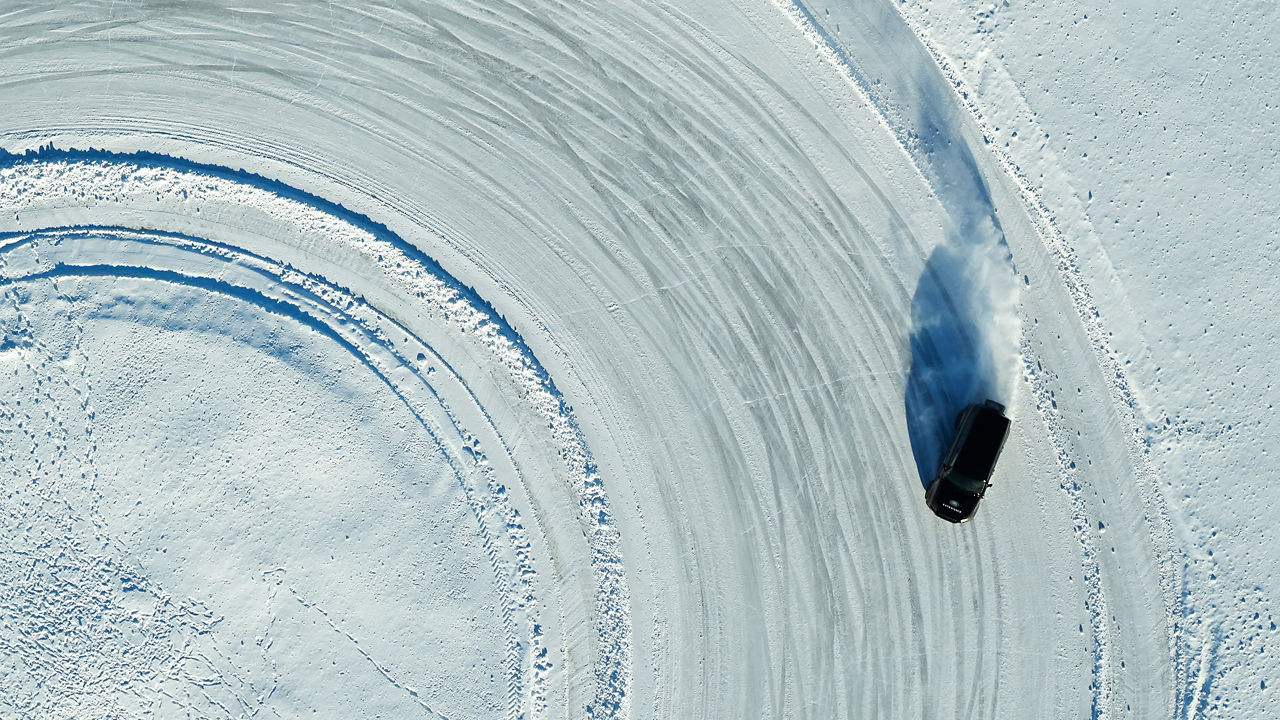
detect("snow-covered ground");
top-left (0, 1), bottom-right (1272, 718)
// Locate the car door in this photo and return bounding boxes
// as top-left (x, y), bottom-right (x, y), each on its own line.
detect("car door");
top-left (941, 407), bottom-right (972, 475)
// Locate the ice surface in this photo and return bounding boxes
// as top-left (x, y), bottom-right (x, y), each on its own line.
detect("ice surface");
top-left (0, 1), bottom-right (1270, 718)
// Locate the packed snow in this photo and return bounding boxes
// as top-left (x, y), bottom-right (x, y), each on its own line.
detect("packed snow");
top-left (0, 1), bottom-right (1273, 718)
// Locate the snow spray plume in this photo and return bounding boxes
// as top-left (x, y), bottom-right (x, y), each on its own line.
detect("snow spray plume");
top-left (903, 100), bottom-right (1021, 487)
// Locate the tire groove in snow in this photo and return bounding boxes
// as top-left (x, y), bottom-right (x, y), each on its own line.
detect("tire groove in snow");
top-left (0, 151), bottom-right (632, 719)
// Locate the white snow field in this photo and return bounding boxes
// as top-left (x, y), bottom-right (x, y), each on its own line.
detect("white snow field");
top-left (0, 1), bottom-right (1271, 719)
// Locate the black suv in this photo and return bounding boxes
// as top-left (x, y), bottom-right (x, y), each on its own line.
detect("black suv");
top-left (925, 400), bottom-right (1010, 523)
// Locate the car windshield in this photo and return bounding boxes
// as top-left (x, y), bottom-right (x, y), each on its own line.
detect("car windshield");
top-left (948, 472), bottom-right (985, 494)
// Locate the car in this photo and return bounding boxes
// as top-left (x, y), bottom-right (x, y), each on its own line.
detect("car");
top-left (925, 399), bottom-right (1010, 523)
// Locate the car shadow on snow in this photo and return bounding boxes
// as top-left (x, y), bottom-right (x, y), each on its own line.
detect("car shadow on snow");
top-left (903, 97), bottom-right (1017, 488)
top-left (905, 242), bottom-right (999, 487)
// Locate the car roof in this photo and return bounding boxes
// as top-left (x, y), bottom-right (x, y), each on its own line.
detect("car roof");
top-left (954, 407), bottom-right (1010, 480)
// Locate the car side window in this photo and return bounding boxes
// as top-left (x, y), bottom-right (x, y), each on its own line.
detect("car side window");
top-left (944, 415), bottom-right (967, 468)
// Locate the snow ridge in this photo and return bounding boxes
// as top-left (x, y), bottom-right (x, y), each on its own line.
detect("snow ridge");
top-left (0, 150), bottom-right (632, 719)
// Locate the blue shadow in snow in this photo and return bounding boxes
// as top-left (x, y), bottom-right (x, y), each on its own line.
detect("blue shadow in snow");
top-left (905, 243), bottom-right (996, 487)
top-left (903, 96), bottom-right (1012, 488)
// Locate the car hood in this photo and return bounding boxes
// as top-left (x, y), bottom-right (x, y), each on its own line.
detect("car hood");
top-left (928, 479), bottom-right (980, 522)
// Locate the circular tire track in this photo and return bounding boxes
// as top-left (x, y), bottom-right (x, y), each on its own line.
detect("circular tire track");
top-left (0, 152), bottom-right (631, 719)
top-left (0, 3), bottom-right (1072, 718)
